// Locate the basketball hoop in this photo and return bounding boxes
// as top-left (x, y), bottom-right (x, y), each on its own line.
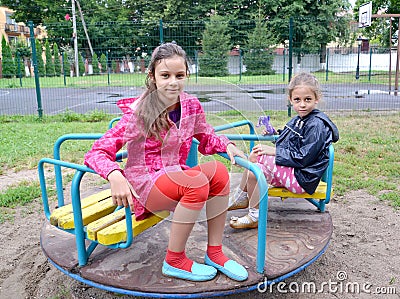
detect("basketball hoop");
top-left (359, 2), bottom-right (372, 28)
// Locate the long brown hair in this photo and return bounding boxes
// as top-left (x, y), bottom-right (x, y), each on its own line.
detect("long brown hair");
top-left (135, 42), bottom-right (190, 140)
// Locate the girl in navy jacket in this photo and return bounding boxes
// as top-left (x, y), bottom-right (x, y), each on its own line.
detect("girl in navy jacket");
top-left (229, 72), bottom-right (339, 229)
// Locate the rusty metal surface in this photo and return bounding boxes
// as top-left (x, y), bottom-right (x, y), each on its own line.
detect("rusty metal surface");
top-left (40, 197), bottom-right (332, 295)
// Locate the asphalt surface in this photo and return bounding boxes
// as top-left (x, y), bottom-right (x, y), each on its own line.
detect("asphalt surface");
top-left (0, 83), bottom-right (399, 115)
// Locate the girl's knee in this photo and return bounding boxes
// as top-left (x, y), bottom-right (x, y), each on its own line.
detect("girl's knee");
top-left (209, 161), bottom-right (229, 196)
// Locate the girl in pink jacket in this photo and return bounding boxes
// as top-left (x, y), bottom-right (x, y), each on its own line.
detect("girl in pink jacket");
top-left (84, 42), bottom-right (248, 282)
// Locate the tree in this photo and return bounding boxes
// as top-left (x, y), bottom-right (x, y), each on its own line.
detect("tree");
top-left (244, 17), bottom-right (276, 75)
top-left (14, 36), bottom-right (31, 77)
top-left (1, 35), bottom-right (16, 78)
top-left (99, 53), bottom-right (107, 73)
top-left (78, 55), bottom-right (85, 76)
top-left (92, 52), bottom-right (100, 75)
top-left (4, 0), bottom-right (355, 67)
top-left (45, 39), bottom-right (55, 77)
top-left (53, 43), bottom-right (62, 76)
top-left (35, 39), bottom-right (45, 76)
top-left (199, 15), bottom-right (230, 77)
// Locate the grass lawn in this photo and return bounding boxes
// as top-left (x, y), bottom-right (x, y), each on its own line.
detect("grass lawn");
top-left (0, 110), bottom-right (399, 223)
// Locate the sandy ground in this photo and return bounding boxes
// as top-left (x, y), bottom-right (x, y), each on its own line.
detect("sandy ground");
top-left (0, 169), bottom-right (399, 299)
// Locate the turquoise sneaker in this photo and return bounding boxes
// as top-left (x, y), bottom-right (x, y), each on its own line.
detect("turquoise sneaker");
top-left (204, 254), bottom-right (248, 281)
top-left (162, 260), bottom-right (217, 281)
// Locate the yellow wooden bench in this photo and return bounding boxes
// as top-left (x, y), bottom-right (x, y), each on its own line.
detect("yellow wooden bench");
top-left (49, 189), bottom-right (170, 246)
top-left (268, 181), bottom-right (329, 199)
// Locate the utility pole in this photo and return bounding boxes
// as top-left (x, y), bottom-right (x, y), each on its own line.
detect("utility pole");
top-left (76, 0), bottom-right (94, 57)
top-left (71, 0), bottom-right (79, 77)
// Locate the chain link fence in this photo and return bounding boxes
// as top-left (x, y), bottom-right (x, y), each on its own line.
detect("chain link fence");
top-left (0, 19), bottom-right (399, 116)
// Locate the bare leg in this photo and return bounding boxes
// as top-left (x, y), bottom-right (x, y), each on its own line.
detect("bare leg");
top-left (246, 171), bottom-right (260, 209)
top-left (168, 203), bottom-right (201, 252)
top-left (239, 170), bottom-right (249, 192)
top-left (206, 195), bottom-right (228, 245)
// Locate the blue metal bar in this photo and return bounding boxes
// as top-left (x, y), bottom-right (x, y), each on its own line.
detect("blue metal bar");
top-left (218, 153), bottom-right (268, 274)
top-left (118, 207), bottom-right (134, 248)
top-left (38, 157), bottom-right (96, 220)
top-left (324, 144), bottom-right (335, 205)
top-left (214, 120), bottom-right (257, 149)
top-left (52, 133), bottom-right (103, 207)
top-left (71, 170), bottom-right (90, 266)
top-left (38, 159), bottom-right (51, 220)
top-left (108, 117), bottom-right (122, 129)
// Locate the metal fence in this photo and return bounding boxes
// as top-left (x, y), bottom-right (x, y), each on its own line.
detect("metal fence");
top-left (0, 19), bottom-right (399, 116)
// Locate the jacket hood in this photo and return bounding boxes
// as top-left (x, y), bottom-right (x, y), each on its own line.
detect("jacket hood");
top-left (309, 109), bottom-right (340, 143)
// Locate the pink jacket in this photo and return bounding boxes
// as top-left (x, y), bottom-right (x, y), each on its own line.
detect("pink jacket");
top-left (84, 92), bottom-right (231, 219)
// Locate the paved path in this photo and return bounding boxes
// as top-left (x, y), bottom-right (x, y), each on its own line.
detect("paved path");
top-left (0, 83), bottom-right (399, 115)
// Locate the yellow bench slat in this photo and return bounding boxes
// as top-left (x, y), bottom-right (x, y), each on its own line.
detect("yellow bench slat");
top-left (94, 210), bottom-right (170, 246)
top-left (57, 197), bottom-right (117, 230)
top-left (50, 189), bottom-right (112, 226)
top-left (86, 208), bottom-right (126, 241)
top-left (268, 182), bottom-right (329, 199)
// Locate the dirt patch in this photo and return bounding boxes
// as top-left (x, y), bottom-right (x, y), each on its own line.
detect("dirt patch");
top-left (0, 170), bottom-right (399, 299)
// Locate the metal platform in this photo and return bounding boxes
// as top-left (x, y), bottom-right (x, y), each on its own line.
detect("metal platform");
top-left (40, 196), bottom-right (332, 298)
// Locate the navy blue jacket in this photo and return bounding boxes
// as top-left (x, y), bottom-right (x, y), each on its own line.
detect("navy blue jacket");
top-left (275, 109), bottom-right (339, 194)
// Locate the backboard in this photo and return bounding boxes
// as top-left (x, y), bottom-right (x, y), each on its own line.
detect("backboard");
top-left (359, 2), bottom-right (372, 28)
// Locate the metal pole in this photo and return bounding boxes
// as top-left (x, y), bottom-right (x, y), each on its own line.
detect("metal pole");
top-left (389, 18), bottom-right (392, 91)
top-left (394, 17), bottom-right (400, 95)
top-left (159, 19), bottom-right (164, 44)
top-left (75, 0), bottom-right (93, 56)
top-left (17, 52), bottom-right (22, 87)
top-left (288, 17), bottom-right (294, 117)
top-left (356, 41), bottom-right (361, 80)
top-left (72, 0), bottom-right (79, 77)
top-left (28, 21), bottom-right (43, 118)
top-left (282, 48), bottom-right (286, 82)
top-left (325, 49), bottom-right (329, 81)
top-left (368, 46), bottom-right (372, 81)
top-left (62, 52), bottom-right (66, 86)
top-left (239, 49), bottom-right (242, 82)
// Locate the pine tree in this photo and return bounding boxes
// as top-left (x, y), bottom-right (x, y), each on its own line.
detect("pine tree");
top-left (199, 15), bottom-right (230, 77)
top-left (244, 18), bottom-right (275, 75)
top-left (92, 52), bottom-right (100, 75)
top-left (35, 39), bottom-right (45, 77)
top-left (111, 60), bottom-right (117, 73)
top-left (78, 55), bottom-right (85, 76)
top-left (53, 43), bottom-right (62, 76)
top-left (99, 53), bottom-right (107, 73)
top-left (45, 39), bottom-right (55, 77)
top-left (1, 35), bottom-right (16, 78)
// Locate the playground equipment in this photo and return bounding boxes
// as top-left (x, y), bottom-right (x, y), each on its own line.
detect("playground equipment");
top-left (38, 119), bottom-right (334, 298)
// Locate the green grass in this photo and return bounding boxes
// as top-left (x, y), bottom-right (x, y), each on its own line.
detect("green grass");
top-left (0, 111), bottom-right (399, 223)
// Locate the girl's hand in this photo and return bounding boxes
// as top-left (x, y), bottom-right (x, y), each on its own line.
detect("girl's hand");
top-left (226, 143), bottom-right (247, 164)
top-left (251, 144), bottom-right (276, 157)
top-left (107, 170), bottom-right (135, 211)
